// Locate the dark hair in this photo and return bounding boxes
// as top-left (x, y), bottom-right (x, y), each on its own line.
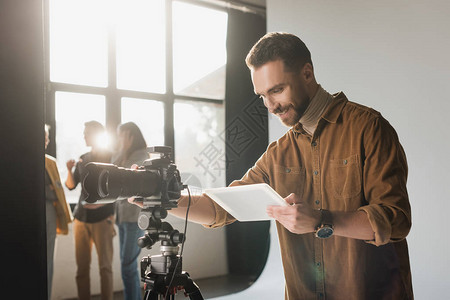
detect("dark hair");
top-left (84, 120), bottom-right (105, 135)
top-left (245, 32), bottom-right (312, 73)
top-left (118, 122), bottom-right (147, 159)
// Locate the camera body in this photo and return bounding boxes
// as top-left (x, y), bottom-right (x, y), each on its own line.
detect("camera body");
top-left (136, 146), bottom-right (184, 210)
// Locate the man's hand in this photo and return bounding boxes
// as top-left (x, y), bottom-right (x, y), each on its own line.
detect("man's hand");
top-left (128, 197), bottom-right (143, 208)
top-left (65, 159), bottom-right (78, 189)
top-left (266, 193), bottom-right (321, 234)
top-left (66, 159), bottom-right (76, 170)
top-left (268, 193), bottom-right (375, 240)
top-left (83, 203), bottom-right (106, 209)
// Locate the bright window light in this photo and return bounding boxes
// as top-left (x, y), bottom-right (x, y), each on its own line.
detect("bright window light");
top-left (55, 91), bottom-right (106, 203)
top-left (49, 0), bottom-right (108, 87)
top-left (172, 1), bottom-right (228, 99)
top-left (116, 0), bottom-right (166, 93)
top-left (174, 99), bottom-right (225, 188)
top-left (121, 97), bottom-right (165, 147)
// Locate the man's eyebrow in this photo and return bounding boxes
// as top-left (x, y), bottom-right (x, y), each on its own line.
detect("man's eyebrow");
top-left (267, 83), bottom-right (284, 93)
top-left (256, 83), bottom-right (284, 97)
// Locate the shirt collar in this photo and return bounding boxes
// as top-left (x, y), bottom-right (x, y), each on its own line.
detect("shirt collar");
top-left (299, 85), bottom-right (332, 131)
top-left (322, 91), bottom-right (348, 123)
top-left (292, 91), bottom-right (348, 134)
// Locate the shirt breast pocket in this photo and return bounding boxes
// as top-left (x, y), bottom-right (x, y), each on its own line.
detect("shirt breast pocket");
top-left (329, 155), bottom-right (362, 199)
top-left (274, 165), bottom-right (305, 198)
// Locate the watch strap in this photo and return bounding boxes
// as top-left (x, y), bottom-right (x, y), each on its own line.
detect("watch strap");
top-left (320, 209), bottom-right (333, 227)
top-left (315, 209), bottom-right (334, 239)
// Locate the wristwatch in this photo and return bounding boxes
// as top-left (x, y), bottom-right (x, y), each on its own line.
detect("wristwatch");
top-left (315, 209), bottom-right (334, 239)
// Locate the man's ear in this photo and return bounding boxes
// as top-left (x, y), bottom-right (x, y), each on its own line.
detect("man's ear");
top-left (302, 63), bottom-right (314, 82)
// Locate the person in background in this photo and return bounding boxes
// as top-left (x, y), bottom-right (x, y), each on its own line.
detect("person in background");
top-left (112, 122), bottom-right (149, 300)
top-left (44, 124), bottom-right (73, 300)
top-left (65, 120), bottom-right (115, 300)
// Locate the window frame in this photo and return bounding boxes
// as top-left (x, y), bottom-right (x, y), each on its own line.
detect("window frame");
top-left (44, 0), bottom-right (227, 160)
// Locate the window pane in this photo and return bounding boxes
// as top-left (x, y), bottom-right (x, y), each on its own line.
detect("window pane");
top-left (55, 92), bottom-right (106, 204)
top-left (174, 99), bottom-right (225, 189)
top-left (121, 98), bottom-right (165, 148)
top-left (173, 2), bottom-right (228, 100)
top-left (49, 0), bottom-right (108, 87)
top-left (116, 0), bottom-right (166, 93)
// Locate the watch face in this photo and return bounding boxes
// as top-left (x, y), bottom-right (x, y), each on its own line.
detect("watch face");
top-left (316, 226), bottom-right (334, 239)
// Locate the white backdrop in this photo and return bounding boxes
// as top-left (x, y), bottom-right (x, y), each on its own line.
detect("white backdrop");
top-left (212, 220), bottom-right (285, 299)
top-left (265, 0), bottom-right (450, 298)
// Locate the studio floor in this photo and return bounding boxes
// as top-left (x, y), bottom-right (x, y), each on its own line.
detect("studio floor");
top-left (72, 274), bottom-right (254, 300)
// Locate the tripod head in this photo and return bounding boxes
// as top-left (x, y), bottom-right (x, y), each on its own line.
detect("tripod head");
top-left (137, 206), bottom-right (185, 250)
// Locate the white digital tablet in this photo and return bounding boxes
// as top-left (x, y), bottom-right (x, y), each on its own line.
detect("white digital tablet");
top-left (204, 183), bottom-right (288, 222)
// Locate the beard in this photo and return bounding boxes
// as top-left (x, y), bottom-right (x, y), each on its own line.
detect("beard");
top-left (275, 101), bottom-right (309, 127)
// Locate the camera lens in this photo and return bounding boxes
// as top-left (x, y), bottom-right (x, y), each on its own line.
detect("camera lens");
top-left (82, 163), bottom-right (160, 203)
top-left (98, 170), bottom-right (109, 198)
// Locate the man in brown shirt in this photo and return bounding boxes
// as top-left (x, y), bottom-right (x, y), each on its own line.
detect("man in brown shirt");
top-left (136, 32), bottom-right (413, 299)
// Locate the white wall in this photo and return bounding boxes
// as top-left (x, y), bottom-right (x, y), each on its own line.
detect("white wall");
top-left (51, 215), bottom-right (228, 299)
top-left (266, 0), bottom-right (450, 298)
top-left (212, 220), bottom-right (285, 299)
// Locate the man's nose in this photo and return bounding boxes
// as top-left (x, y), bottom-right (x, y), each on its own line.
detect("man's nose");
top-left (263, 96), bottom-right (279, 114)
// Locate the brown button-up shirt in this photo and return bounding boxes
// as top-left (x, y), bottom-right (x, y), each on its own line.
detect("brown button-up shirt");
top-left (206, 92), bottom-right (413, 299)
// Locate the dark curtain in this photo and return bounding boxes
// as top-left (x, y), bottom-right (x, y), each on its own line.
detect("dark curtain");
top-left (224, 9), bottom-right (269, 279)
top-left (0, 0), bottom-right (47, 297)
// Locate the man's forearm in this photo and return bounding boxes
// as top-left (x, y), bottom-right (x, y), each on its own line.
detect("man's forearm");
top-left (169, 194), bottom-right (216, 226)
top-left (333, 210), bottom-right (375, 241)
top-left (65, 171), bottom-right (76, 189)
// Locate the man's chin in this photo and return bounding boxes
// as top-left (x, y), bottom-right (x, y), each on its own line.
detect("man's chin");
top-left (278, 114), bottom-right (300, 127)
top-left (280, 120), bottom-right (297, 127)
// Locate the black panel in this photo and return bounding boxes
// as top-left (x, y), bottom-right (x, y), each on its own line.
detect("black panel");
top-left (0, 0), bottom-right (47, 297)
top-left (224, 10), bottom-right (269, 278)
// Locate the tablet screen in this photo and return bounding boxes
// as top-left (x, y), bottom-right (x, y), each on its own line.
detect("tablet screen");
top-left (204, 183), bottom-right (287, 222)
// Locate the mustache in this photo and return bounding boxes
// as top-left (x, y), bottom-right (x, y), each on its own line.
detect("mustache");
top-left (273, 106), bottom-right (288, 115)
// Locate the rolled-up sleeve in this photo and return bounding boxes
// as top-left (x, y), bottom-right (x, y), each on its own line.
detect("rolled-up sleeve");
top-left (203, 196), bottom-right (236, 228)
top-left (359, 116), bottom-right (411, 246)
top-left (203, 148), bottom-right (271, 228)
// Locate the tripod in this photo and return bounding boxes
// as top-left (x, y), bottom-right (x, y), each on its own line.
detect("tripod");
top-left (137, 207), bottom-right (204, 300)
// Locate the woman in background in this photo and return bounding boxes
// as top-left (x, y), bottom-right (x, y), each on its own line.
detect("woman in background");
top-left (44, 124), bottom-right (72, 299)
top-left (112, 122), bottom-right (149, 300)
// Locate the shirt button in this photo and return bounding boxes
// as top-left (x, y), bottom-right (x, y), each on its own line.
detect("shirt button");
top-left (312, 141), bottom-right (317, 147)
top-left (343, 159), bottom-right (348, 165)
top-left (285, 168), bottom-right (291, 173)
top-left (315, 200), bottom-right (320, 205)
top-left (314, 170), bottom-right (319, 175)
top-left (316, 262), bottom-right (321, 267)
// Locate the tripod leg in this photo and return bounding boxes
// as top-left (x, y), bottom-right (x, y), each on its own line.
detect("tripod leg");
top-left (143, 289), bottom-right (159, 300)
top-left (143, 283), bottom-right (177, 300)
top-left (183, 275), bottom-right (204, 300)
